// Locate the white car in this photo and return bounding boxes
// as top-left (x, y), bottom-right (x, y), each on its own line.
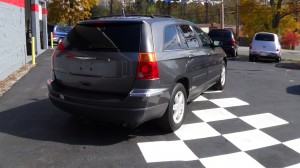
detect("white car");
top-left (249, 32), bottom-right (282, 62)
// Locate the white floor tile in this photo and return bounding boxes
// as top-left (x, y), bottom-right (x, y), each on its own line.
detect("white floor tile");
top-left (223, 129), bottom-right (280, 151)
top-left (283, 138), bottom-right (300, 154)
top-left (210, 98), bottom-right (249, 108)
top-left (137, 140), bottom-right (198, 163)
top-left (193, 95), bottom-right (208, 102)
top-left (174, 122), bottom-right (221, 140)
top-left (199, 152), bottom-right (265, 168)
top-left (240, 113), bottom-right (289, 129)
top-left (193, 108), bottom-right (237, 122)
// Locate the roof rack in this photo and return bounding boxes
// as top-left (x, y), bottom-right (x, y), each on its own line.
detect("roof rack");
top-left (90, 14), bottom-right (172, 20)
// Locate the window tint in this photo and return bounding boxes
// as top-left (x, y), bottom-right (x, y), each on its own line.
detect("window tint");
top-left (193, 26), bottom-right (212, 46)
top-left (163, 25), bottom-right (181, 50)
top-left (255, 34), bottom-right (275, 41)
top-left (56, 26), bottom-right (72, 33)
top-left (64, 23), bottom-right (141, 52)
top-left (208, 30), bottom-right (232, 38)
top-left (178, 25), bottom-right (200, 48)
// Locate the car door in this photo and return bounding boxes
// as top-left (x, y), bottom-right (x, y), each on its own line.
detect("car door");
top-left (193, 26), bottom-right (223, 84)
top-left (177, 25), bottom-right (209, 99)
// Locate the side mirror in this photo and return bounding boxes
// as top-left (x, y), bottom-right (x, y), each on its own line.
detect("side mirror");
top-left (213, 40), bottom-right (223, 47)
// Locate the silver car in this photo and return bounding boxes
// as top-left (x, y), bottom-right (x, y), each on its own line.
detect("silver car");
top-left (249, 32), bottom-right (282, 62)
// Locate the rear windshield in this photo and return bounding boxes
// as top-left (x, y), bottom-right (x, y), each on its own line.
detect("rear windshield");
top-left (64, 23), bottom-right (141, 52)
top-left (255, 34), bottom-right (275, 41)
top-left (56, 26), bottom-right (72, 33)
top-left (208, 30), bottom-right (232, 38)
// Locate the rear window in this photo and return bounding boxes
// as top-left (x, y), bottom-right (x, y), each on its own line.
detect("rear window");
top-left (56, 26), bottom-right (72, 33)
top-left (255, 34), bottom-right (275, 41)
top-left (64, 23), bottom-right (141, 52)
top-left (208, 30), bottom-right (232, 38)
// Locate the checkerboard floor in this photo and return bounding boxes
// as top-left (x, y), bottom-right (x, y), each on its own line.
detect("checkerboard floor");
top-left (137, 94), bottom-right (300, 168)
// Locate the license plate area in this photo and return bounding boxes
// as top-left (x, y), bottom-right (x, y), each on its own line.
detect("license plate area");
top-left (68, 60), bottom-right (111, 77)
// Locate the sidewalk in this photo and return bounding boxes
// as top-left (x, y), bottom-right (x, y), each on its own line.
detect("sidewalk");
top-left (0, 49), bottom-right (53, 98)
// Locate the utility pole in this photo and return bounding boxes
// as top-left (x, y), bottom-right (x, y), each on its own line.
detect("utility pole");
top-left (236, 0), bottom-right (239, 40)
top-left (221, 0), bottom-right (224, 29)
top-left (205, 0), bottom-right (208, 24)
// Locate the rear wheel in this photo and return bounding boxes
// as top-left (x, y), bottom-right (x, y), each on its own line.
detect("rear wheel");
top-left (249, 54), bottom-right (254, 62)
top-left (275, 57), bottom-right (281, 63)
top-left (212, 61), bottom-right (226, 90)
top-left (158, 83), bottom-right (187, 132)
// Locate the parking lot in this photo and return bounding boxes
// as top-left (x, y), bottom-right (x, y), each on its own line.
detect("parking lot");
top-left (0, 49), bottom-right (299, 167)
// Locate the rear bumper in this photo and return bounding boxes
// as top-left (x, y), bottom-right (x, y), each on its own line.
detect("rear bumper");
top-left (222, 46), bottom-right (237, 56)
top-left (249, 50), bottom-right (281, 59)
top-left (47, 80), bottom-right (170, 126)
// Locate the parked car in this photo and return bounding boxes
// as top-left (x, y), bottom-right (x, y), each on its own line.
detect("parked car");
top-left (249, 32), bottom-right (282, 62)
top-left (47, 25), bottom-right (72, 44)
top-left (47, 15), bottom-right (227, 132)
top-left (208, 28), bottom-right (238, 57)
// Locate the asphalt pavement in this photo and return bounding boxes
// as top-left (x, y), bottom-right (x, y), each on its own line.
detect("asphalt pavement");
top-left (0, 49), bottom-right (299, 167)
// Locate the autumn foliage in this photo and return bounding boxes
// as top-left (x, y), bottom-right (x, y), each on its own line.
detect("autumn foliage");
top-left (48, 0), bottom-right (98, 26)
top-left (281, 29), bottom-right (300, 49)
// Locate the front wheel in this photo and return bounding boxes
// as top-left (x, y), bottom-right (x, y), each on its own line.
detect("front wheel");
top-left (212, 61), bottom-right (227, 90)
top-left (158, 83), bottom-right (187, 132)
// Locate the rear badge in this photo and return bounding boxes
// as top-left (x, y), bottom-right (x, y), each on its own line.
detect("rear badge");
top-left (60, 94), bottom-right (65, 100)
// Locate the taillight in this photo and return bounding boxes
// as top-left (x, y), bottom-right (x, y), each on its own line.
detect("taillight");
top-left (136, 52), bottom-right (159, 80)
top-left (276, 48), bottom-right (280, 52)
top-left (231, 39), bottom-right (236, 45)
top-left (52, 32), bottom-right (55, 38)
top-left (51, 42), bottom-right (64, 70)
top-left (57, 42), bottom-right (64, 50)
top-left (51, 50), bottom-right (55, 70)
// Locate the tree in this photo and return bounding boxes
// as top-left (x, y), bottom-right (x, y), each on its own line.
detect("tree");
top-left (270, 0), bottom-right (300, 31)
top-left (240, 0), bottom-right (298, 41)
top-left (281, 28), bottom-right (300, 50)
top-left (48, 0), bottom-right (98, 26)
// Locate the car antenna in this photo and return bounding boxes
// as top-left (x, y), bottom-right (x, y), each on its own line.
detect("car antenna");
top-left (121, 0), bottom-right (126, 17)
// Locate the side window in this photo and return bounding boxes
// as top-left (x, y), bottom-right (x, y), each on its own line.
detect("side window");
top-left (163, 25), bottom-right (181, 50)
top-left (178, 25), bottom-right (200, 48)
top-left (193, 26), bottom-right (212, 46)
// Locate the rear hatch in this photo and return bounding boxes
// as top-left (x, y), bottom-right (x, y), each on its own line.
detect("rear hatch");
top-left (252, 33), bottom-right (276, 52)
top-left (53, 21), bottom-right (143, 95)
top-left (208, 30), bottom-right (235, 46)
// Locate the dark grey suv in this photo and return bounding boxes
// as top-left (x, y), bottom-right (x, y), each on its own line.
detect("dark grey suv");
top-left (47, 15), bottom-right (227, 132)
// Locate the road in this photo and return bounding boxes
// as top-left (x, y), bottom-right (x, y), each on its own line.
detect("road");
top-left (0, 49), bottom-right (299, 167)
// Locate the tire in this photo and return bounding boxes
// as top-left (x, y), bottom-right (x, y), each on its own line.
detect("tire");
top-left (249, 55), bottom-right (254, 62)
top-left (158, 83), bottom-right (187, 132)
top-left (212, 61), bottom-right (226, 91)
top-left (275, 57), bottom-right (281, 63)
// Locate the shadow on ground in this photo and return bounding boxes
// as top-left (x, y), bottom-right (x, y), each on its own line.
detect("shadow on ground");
top-left (286, 85), bottom-right (300, 95)
top-left (275, 62), bottom-right (300, 70)
top-left (0, 99), bottom-right (169, 146)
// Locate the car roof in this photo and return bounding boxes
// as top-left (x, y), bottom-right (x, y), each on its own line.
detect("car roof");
top-left (78, 15), bottom-right (193, 26)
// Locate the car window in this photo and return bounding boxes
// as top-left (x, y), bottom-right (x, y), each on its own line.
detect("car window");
top-left (255, 34), bottom-right (275, 41)
top-left (208, 30), bottom-right (232, 38)
top-left (56, 26), bottom-right (72, 33)
top-left (176, 26), bottom-right (188, 49)
top-left (163, 25), bottom-right (181, 51)
top-left (64, 23), bottom-right (141, 52)
top-left (193, 26), bottom-right (212, 46)
top-left (178, 25), bottom-right (200, 48)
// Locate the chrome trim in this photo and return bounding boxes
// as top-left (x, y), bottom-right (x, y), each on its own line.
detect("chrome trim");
top-left (130, 88), bottom-right (168, 97)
